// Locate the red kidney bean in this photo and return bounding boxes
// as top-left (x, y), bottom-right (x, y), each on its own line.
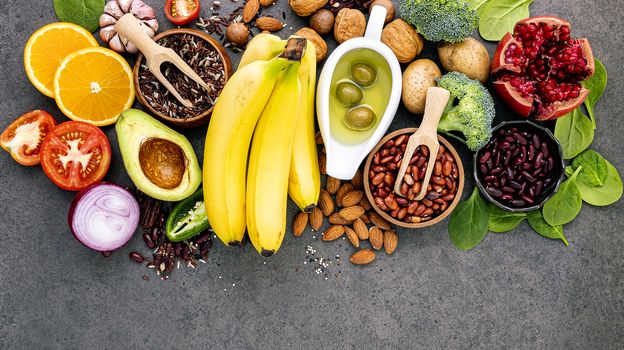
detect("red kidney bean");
top-left (487, 186), bottom-right (502, 197)
top-left (129, 252), bottom-right (145, 263)
top-left (143, 231), bottom-right (156, 249)
top-left (479, 151), bottom-right (491, 164)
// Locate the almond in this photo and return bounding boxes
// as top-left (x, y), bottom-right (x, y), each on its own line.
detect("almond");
top-left (349, 249), bottom-right (375, 265)
top-left (326, 176), bottom-right (341, 194)
top-left (319, 189), bottom-right (334, 217)
top-left (319, 152), bottom-right (327, 175)
top-left (345, 227), bottom-right (359, 248)
top-left (351, 169), bottom-right (363, 189)
top-left (384, 229), bottom-right (398, 254)
top-left (335, 183), bottom-right (353, 207)
top-left (309, 207), bottom-right (323, 230)
top-left (255, 16), bottom-right (283, 31)
top-left (242, 0), bottom-right (260, 23)
top-left (259, 0), bottom-right (274, 6)
top-left (352, 218), bottom-right (368, 240)
top-left (322, 225), bottom-right (345, 241)
top-left (341, 190), bottom-right (363, 207)
top-left (369, 226), bottom-right (383, 250)
top-left (329, 213), bottom-right (353, 225)
top-left (369, 211), bottom-right (391, 230)
top-left (292, 212), bottom-right (308, 237)
top-left (360, 212), bottom-right (370, 224)
top-left (359, 197), bottom-right (372, 210)
top-left (339, 205), bottom-right (365, 221)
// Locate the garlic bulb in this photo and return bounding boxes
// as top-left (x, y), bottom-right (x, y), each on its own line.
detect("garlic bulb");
top-left (99, 0), bottom-right (159, 54)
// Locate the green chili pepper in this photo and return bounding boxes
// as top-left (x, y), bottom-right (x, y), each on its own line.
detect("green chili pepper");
top-left (166, 190), bottom-right (210, 242)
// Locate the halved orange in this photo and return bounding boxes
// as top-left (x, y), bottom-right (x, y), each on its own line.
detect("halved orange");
top-left (53, 47), bottom-right (135, 126)
top-left (24, 22), bottom-right (98, 97)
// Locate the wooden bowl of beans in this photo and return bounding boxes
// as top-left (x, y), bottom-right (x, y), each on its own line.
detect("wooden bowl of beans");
top-left (363, 128), bottom-right (465, 229)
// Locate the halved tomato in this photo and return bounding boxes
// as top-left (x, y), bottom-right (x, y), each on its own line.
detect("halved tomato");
top-left (40, 121), bottom-right (111, 191)
top-left (0, 110), bottom-right (56, 166)
top-left (165, 0), bottom-right (201, 26)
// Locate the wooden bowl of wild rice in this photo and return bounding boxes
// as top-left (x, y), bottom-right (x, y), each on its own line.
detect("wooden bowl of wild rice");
top-left (133, 28), bottom-right (233, 128)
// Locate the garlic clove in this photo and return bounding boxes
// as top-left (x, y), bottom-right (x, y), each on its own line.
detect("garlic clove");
top-left (109, 35), bottom-right (126, 53)
top-left (99, 25), bottom-right (117, 43)
top-left (144, 18), bottom-right (159, 32)
top-left (141, 25), bottom-right (155, 38)
top-left (118, 0), bottom-right (133, 13)
top-left (104, 0), bottom-right (125, 19)
top-left (125, 40), bottom-right (139, 54)
top-left (99, 13), bottom-right (118, 27)
top-left (131, 1), bottom-right (157, 21)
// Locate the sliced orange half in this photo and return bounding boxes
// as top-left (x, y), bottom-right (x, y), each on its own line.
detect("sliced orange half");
top-left (53, 47), bottom-right (135, 126)
top-left (24, 22), bottom-right (98, 97)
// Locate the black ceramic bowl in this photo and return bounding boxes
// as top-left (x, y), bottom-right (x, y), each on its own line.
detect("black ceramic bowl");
top-left (474, 120), bottom-right (565, 212)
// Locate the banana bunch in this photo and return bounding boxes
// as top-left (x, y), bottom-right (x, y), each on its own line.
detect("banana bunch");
top-left (204, 34), bottom-right (320, 256)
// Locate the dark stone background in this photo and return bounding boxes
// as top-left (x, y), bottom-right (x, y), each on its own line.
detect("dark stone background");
top-left (1, 0), bottom-right (622, 348)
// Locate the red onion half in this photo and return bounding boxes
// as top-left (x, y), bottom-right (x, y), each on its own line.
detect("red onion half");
top-left (68, 183), bottom-right (140, 251)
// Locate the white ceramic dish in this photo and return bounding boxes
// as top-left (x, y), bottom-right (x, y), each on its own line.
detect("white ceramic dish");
top-left (316, 5), bottom-right (402, 180)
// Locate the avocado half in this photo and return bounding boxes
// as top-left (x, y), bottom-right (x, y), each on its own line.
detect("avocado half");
top-left (115, 109), bottom-right (201, 201)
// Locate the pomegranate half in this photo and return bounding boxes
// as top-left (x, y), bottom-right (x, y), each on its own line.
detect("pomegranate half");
top-left (491, 16), bottom-right (594, 121)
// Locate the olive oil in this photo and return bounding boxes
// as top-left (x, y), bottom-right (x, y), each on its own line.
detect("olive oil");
top-left (329, 48), bottom-right (392, 145)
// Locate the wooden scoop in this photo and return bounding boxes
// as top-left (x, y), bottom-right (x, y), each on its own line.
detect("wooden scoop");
top-left (115, 14), bottom-right (213, 108)
top-left (394, 87), bottom-right (451, 200)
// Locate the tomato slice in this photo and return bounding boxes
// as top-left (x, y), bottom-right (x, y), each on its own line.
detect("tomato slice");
top-left (40, 121), bottom-right (111, 191)
top-left (0, 110), bottom-right (56, 166)
top-left (165, 0), bottom-right (201, 26)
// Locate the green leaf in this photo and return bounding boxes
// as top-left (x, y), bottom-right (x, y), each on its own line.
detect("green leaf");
top-left (478, 0), bottom-right (534, 41)
top-left (527, 210), bottom-right (569, 246)
top-left (543, 166), bottom-right (583, 226)
top-left (466, 0), bottom-right (491, 16)
top-left (582, 59), bottom-right (607, 128)
top-left (448, 187), bottom-right (490, 250)
top-left (576, 159), bottom-right (623, 206)
top-left (487, 204), bottom-right (526, 232)
top-left (554, 108), bottom-right (594, 159)
top-left (572, 149), bottom-right (608, 187)
top-left (53, 0), bottom-right (104, 32)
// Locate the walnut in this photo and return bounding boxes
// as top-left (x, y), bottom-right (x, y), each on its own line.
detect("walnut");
top-left (226, 23), bottom-right (250, 47)
top-left (369, 0), bottom-right (395, 24)
top-left (309, 9), bottom-right (334, 35)
top-left (295, 27), bottom-right (328, 62)
top-left (288, 0), bottom-right (328, 17)
top-left (334, 8), bottom-right (366, 44)
top-left (381, 19), bottom-right (424, 63)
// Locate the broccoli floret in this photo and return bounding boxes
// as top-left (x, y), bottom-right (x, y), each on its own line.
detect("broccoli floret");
top-left (436, 72), bottom-right (495, 152)
top-left (400, 0), bottom-right (479, 42)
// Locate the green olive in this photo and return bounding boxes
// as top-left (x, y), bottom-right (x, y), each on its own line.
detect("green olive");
top-left (335, 81), bottom-right (363, 106)
top-left (351, 63), bottom-right (377, 87)
top-left (344, 105), bottom-right (376, 131)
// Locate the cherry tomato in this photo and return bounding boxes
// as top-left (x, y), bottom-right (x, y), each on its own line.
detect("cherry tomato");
top-left (0, 110), bottom-right (57, 166)
top-left (165, 0), bottom-right (201, 26)
top-left (40, 121), bottom-right (111, 191)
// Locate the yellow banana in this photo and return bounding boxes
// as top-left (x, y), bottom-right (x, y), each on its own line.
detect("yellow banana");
top-left (246, 61), bottom-right (303, 256)
top-left (238, 33), bottom-right (287, 69)
top-left (203, 38), bottom-right (305, 247)
top-left (288, 41), bottom-right (320, 212)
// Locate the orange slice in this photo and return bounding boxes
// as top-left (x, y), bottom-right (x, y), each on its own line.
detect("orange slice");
top-left (24, 22), bottom-right (98, 97)
top-left (53, 47), bottom-right (135, 126)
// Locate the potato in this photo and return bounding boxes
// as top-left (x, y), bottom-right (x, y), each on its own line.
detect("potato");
top-left (438, 37), bottom-right (491, 83)
top-left (402, 59), bottom-right (442, 114)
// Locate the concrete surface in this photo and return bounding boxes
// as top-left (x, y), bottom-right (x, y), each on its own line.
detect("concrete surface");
top-left (1, 0), bottom-right (623, 349)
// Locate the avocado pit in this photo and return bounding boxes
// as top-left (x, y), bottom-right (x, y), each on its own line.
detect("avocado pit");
top-left (139, 138), bottom-right (186, 190)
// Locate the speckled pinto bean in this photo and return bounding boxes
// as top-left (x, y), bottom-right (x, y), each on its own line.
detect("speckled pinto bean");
top-left (368, 135), bottom-right (459, 223)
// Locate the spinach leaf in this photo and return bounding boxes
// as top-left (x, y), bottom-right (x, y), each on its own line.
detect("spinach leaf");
top-left (448, 187), bottom-right (489, 250)
top-left (466, 0), bottom-right (491, 16)
top-left (543, 166), bottom-right (583, 226)
top-left (478, 0), bottom-right (534, 41)
top-left (572, 149), bottom-right (608, 187)
top-left (554, 108), bottom-right (594, 159)
top-left (53, 0), bottom-right (104, 32)
top-left (527, 210), bottom-right (569, 246)
top-left (488, 204), bottom-right (526, 232)
top-left (582, 59), bottom-right (607, 128)
top-left (576, 158), bottom-right (623, 206)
